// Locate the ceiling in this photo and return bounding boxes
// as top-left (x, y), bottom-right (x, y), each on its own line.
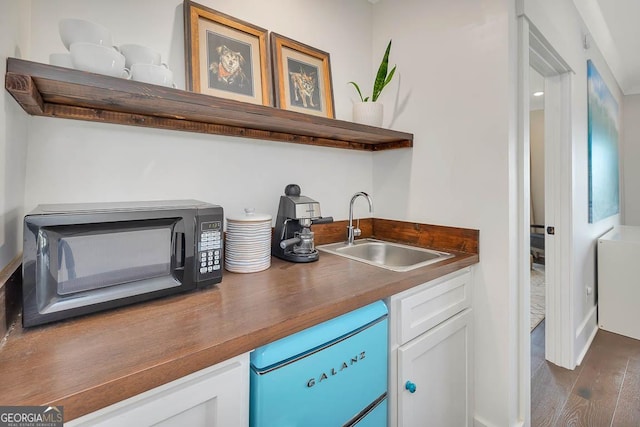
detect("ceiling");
top-left (573, 0), bottom-right (640, 95)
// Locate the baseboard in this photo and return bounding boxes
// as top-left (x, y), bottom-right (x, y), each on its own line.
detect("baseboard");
top-left (474, 416), bottom-right (525, 427)
top-left (575, 305), bottom-right (598, 366)
top-left (474, 416), bottom-right (492, 427)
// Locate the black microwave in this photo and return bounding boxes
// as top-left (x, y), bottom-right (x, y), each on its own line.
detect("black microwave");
top-left (22, 200), bottom-right (223, 327)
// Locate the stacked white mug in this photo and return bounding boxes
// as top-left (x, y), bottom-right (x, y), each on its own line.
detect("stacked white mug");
top-left (51, 18), bottom-right (174, 86)
top-left (120, 44), bottom-right (175, 88)
top-left (56, 18), bottom-right (130, 79)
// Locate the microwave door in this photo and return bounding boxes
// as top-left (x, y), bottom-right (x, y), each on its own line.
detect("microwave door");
top-left (55, 226), bottom-right (174, 295)
top-left (32, 219), bottom-right (190, 318)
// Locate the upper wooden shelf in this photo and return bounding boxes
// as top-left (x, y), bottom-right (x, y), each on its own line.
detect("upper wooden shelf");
top-left (5, 58), bottom-right (413, 151)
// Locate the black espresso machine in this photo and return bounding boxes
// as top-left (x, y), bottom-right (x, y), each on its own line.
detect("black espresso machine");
top-left (272, 184), bottom-right (333, 262)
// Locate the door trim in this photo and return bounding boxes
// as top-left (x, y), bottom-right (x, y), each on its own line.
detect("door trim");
top-left (517, 14), bottom-right (575, 426)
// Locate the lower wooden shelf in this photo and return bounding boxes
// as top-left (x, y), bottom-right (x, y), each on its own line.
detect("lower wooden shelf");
top-left (5, 58), bottom-right (413, 151)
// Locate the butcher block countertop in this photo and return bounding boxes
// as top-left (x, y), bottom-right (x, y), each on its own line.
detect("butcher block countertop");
top-left (0, 219), bottom-right (478, 421)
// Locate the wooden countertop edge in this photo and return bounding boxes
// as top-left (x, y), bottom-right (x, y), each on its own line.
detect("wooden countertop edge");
top-left (40, 253), bottom-right (478, 420)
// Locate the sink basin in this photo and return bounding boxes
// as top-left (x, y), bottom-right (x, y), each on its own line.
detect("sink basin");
top-left (317, 238), bottom-right (454, 272)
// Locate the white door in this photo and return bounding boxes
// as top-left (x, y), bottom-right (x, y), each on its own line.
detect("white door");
top-left (397, 309), bottom-right (472, 427)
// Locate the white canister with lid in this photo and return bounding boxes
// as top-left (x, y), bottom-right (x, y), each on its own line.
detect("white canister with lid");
top-left (225, 208), bottom-right (272, 273)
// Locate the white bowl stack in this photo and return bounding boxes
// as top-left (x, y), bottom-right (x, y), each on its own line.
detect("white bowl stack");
top-left (225, 209), bottom-right (272, 273)
top-left (53, 19), bottom-right (174, 85)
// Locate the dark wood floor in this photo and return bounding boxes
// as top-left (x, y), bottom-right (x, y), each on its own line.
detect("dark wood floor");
top-left (531, 320), bottom-right (640, 426)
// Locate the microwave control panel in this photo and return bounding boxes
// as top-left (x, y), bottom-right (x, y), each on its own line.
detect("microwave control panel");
top-left (197, 218), bottom-right (222, 281)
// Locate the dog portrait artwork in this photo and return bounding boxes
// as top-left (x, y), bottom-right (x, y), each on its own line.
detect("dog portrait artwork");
top-left (210, 45), bottom-right (247, 87)
top-left (289, 70), bottom-right (316, 108)
top-left (206, 33), bottom-right (254, 96)
top-left (286, 59), bottom-right (321, 111)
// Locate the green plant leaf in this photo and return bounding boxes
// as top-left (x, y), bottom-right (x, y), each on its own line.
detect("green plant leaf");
top-left (349, 39), bottom-right (396, 103)
top-left (348, 81), bottom-right (365, 102)
top-left (372, 40), bottom-right (393, 102)
top-left (384, 66), bottom-right (396, 87)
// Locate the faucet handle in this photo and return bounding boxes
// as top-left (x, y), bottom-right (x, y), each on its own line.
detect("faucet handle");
top-left (353, 217), bottom-right (362, 237)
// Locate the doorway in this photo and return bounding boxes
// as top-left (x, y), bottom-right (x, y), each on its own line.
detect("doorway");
top-left (517, 17), bottom-right (575, 425)
top-left (529, 66), bottom-right (545, 333)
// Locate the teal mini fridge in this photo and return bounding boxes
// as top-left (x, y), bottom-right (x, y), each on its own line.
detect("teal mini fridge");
top-left (250, 301), bottom-right (388, 426)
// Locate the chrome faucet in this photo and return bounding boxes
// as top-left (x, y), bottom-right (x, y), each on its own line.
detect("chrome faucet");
top-left (347, 192), bottom-right (373, 245)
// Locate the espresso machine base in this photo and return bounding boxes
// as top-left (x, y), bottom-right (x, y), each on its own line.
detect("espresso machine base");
top-left (277, 251), bottom-right (319, 263)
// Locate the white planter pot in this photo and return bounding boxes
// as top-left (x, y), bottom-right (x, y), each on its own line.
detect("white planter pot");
top-left (352, 102), bottom-right (383, 127)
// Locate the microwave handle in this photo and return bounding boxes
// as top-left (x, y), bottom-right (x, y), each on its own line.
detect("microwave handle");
top-left (174, 231), bottom-right (185, 268)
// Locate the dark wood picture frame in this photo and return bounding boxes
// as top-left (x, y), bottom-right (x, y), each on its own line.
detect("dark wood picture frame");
top-left (270, 33), bottom-right (335, 118)
top-left (183, 1), bottom-right (271, 106)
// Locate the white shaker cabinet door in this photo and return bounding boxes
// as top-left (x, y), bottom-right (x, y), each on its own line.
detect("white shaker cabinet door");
top-left (67, 352), bottom-right (250, 427)
top-left (397, 309), bottom-right (473, 427)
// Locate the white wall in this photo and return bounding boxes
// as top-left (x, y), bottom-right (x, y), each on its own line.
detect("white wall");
top-left (622, 94), bottom-right (640, 224)
top-left (371, 0), bottom-right (517, 425)
top-left (25, 0), bottom-right (377, 223)
top-left (0, 0), bottom-right (30, 270)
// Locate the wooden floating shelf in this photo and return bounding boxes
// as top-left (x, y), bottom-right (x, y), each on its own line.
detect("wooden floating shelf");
top-left (5, 58), bottom-right (413, 152)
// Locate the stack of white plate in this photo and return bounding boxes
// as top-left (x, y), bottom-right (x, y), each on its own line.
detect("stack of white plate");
top-left (225, 209), bottom-right (272, 273)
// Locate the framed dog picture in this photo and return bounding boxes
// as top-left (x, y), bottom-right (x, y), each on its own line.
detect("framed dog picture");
top-left (183, 1), bottom-right (271, 105)
top-left (270, 33), bottom-right (335, 118)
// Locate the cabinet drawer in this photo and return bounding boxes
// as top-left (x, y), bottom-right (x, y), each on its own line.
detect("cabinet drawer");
top-left (399, 270), bottom-right (471, 344)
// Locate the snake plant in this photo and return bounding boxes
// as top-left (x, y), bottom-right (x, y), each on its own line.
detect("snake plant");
top-left (349, 39), bottom-right (396, 102)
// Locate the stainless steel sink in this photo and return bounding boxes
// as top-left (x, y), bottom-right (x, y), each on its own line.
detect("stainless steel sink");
top-left (317, 238), bottom-right (454, 272)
